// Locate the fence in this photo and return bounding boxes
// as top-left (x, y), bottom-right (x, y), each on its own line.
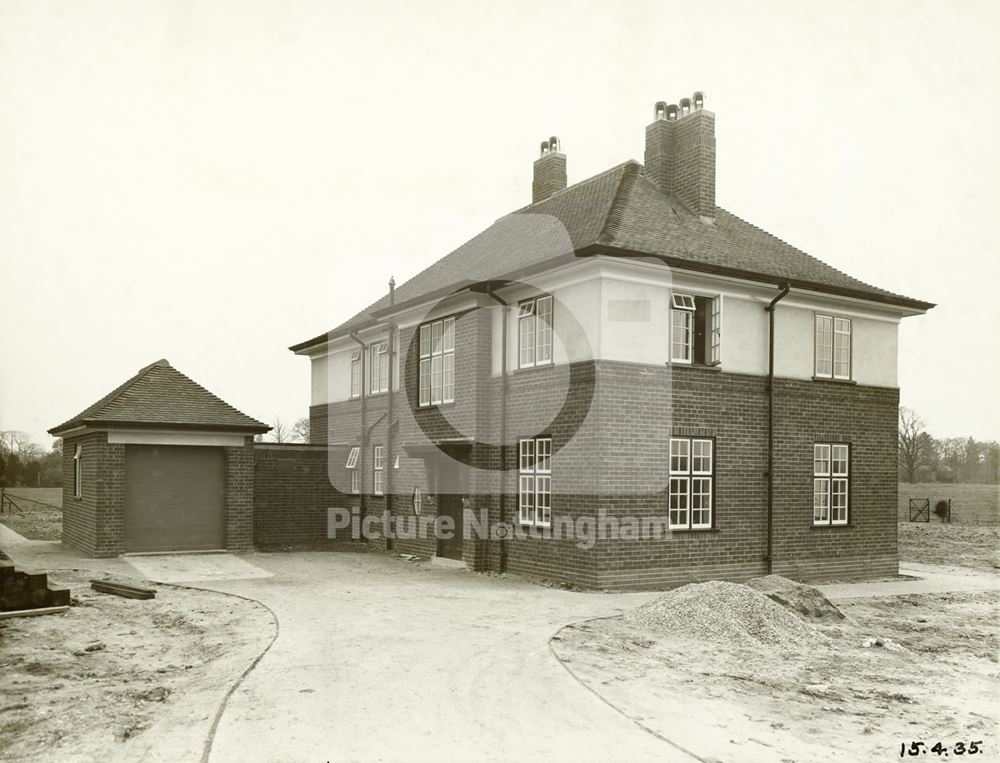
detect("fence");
top-left (898, 483), bottom-right (1000, 525)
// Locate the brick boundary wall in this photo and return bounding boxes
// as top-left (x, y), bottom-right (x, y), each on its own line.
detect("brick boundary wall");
top-left (252, 443), bottom-right (349, 548)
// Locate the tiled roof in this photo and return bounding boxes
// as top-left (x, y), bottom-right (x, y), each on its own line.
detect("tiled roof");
top-left (48, 359), bottom-right (270, 435)
top-left (291, 161), bottom-right (932, 352)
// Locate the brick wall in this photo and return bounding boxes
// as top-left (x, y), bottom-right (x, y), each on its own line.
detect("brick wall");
top-left (61, 431), bottom-right (125, 557)
top-left (309, 316), bottom-right (900, 588)
top-left (253, 443), bottom-right (349, 547)
top-left (226, 437), bottom-right (255, 551)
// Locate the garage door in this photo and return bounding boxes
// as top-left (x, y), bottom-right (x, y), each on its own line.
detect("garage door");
top-left (124, 445), bottom-right (226, 553)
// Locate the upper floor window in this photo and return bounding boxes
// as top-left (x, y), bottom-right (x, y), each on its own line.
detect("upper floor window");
top-left (518, 436), bottom-right (552, 527)
top-left (668, 437), bottom-right (713, 529)
top-left (73, 444), bottom-right (82, 498)
top-left (670, 293), bottom-right (722, 365)
top-left (813, 443), bottom-right (849, 525)
top-left (418, 316), bottom-right (456, 406)
top-left (518, 295), bottom-right (553, 369)
top-left (370, 343), bottom-right (389, 395)
top-left (815, 315), bottom-right (851, 380)
top-left (350, 351), bottom-right (362, 399)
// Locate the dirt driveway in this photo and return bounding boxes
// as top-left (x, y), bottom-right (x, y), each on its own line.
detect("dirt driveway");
top-left (193, 553), bottom-right (682, 763)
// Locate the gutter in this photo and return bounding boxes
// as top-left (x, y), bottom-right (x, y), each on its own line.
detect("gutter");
top-left (765, 282), bottom-right (791, 575)
top-left (485, 285), bottom-right (509, 573)
top-left (349, 331), bottom-right (368, 527)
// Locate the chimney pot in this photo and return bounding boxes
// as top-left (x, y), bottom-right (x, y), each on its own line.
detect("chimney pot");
top-left (680, 97), bottom-right (692, 116)
top-left (693, 91), bottom-right (705, 110)
top-left (666, 104), bottom-right (678, 121)
top-left (655, 101), bottom-right (668, 120)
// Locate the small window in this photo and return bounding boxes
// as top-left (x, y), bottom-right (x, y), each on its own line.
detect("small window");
top-left (370, 343), bottom-right (389, 395)
top-left (518, 436), bottom-right (552, 527)
top-left (345, 447), bottom-right (360, 469)
top-left (668, 437), bottom-right (713, 529)
top-left (814, 442), bottom-right (849, 526)
top-left (73, 444), bottom-right (82, 498)
top-left (350, 350), bottom-right (362, 399)
top-left (418, 316), bottom-right (455, 406)
top-left (412, 487), bottom-right (423, 514)
top-left (373, 445), bottom-right (384, 496)
top-left (671, 293), bottom-right (696, 310)
top-left (351, 471), bottom-right (360, 495)
top-left (518, 295), bottom-right (554, 369)
top-left (815, 315), bottom-right (851, 380)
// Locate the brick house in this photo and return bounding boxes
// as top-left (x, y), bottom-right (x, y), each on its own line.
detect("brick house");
top-left (292, 94), bottom-right (933, 589)
top-left (48, 359), bottom-right (269, 557)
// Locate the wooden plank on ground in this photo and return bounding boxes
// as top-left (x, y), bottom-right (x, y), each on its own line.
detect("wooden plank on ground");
top-left (90, 580), bottom-right (157, 600)
top-left (0, 605), bottom-right (70, 620)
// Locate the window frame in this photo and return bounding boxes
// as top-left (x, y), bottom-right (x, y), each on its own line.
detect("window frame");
top-left (518, 436), bottom-right (552, 527)
top-left (813, 442), bottom-right (850, 526)
top-left (349, 350), bottom-right (362, 399)
top-left (668, 436), bottom-right (715, 530)
top-left (373, 445), bottom-right (384, 496)
top-left (670, 293), bottom-right (695, 364)
top-left (814, 314), bottom-right (852, 381)
top-left (73, 444), bottom-right (82, 498)
top-left (517, 295), bottom-right (554, 370)
top-left (369, 343), bottom-right (389, 395)
top-left (418, 315), bottom-right (456, 407)
top-left (345, 446), bottom-right (360, 469)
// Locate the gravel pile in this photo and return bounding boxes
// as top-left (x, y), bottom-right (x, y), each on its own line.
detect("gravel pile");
top-left (625, 580), bottom-right (819, 649)
top-left (745, 575), bottom-right (846, 623)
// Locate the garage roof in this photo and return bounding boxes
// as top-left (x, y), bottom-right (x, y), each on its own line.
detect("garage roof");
top-left (48, 359), bottom-right (271, 436)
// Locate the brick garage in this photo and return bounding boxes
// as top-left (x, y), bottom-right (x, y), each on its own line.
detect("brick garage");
top-left (49, 359), bottom-right (269, 558)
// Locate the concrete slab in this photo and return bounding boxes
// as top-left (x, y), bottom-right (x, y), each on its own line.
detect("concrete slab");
top-left (124, 553), bottom-right (273, 583)
top-left (819, 562), bottom-right (1000, 601)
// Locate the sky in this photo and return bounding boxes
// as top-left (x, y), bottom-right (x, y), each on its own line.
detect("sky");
top-left (1, 0), bottom-right (998, 447)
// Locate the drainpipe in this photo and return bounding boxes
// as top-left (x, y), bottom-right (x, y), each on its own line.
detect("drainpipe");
top-left (765, 283), bottom-right (791, 574)
top-left (485, 285), bottom-right (509, 573)
top-left (385, 277), bottom-right (397, 550)
top-left (349, 331), bottom-right (368, 530)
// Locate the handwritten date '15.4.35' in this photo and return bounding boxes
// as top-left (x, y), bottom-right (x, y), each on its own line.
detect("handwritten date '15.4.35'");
top-left (900, 741), bottom-right (984, 757)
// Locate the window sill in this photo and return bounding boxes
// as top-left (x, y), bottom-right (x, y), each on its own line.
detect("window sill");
top-left (417, 401), bottom-right (456, 410)
top-left (811, 377), bottom-right (857, 385)
top-left (811, 523), bottom-right (852, 529)
top-left (668, 362), bottom-right (723, 372)
top-left (668, 527), bottom-right (720, 533)
top-left (513, 362), bottom-right (555, 375)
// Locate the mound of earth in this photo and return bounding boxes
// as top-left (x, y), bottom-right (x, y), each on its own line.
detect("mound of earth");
top-left (625, 580), bottom-right (819, 649)
top-left (745, 575), bottom-right (845, 622)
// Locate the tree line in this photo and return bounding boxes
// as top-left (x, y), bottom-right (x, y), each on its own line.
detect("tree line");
top-left (0, 432), bottom-right (63, 488)
top-left (899, 408), bottom-right (999, 484)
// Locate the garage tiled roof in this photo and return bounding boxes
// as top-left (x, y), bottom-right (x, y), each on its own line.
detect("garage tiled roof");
top-left (291, 160), bottom-right (932, 352)
top-left (48, 359), bottom-right (270, 435)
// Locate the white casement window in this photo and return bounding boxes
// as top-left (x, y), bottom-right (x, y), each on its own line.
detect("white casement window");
top-left (518, 436), bottom-right (552, 527)
top-left (373, 445), bottom-right (384, 496)
top-left (517, 295), bottom-right (553, 369)
top-left (345, 446), bottom-right (360, 469)
top-left (815, 315), bottom-right (851, 380)
top-left (668, 437), bottom-right (713, 529)
top-left (709, 295), bottom-right (723, 365)
top-left (350, 351), bottom-right (362, 399)
top-left (345, 446), bottom-right (360, 494)
top-left (369, 343), bottom-right (389, 395)
top-left (418, 316), bottom-right (455, 406)
top-left (814, 443), bottom-right (849, 525)
top-left (73, 444), bottom-right (82, 498)
top-left (670, 294), bottom-right (695, 363)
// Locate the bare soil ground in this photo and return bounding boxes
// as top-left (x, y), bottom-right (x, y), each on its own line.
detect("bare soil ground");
top-left (0, 488), bottom-right (62, 541)
top-left (899, 521), bottom-right (1000, 573)
top-left (553, 587), bottom-right (999, 762)
top-left (0, 570), bottom-right (274, 762)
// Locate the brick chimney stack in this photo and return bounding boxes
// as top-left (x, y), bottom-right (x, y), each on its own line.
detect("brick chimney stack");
top-left (532, 136), bottom-right (567, 203)
top-left (644, 92), bottom-right (716, 220)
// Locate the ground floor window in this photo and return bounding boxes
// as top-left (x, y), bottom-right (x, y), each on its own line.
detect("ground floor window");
top-left (518, 436), bottom-right (551, 527)
top-left (813, 443), bottom-right (849, 525)
top-left (668, 437), bottom-right (713, 529)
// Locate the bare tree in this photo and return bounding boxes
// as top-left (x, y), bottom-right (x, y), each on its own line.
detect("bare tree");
top-left (898, 407), bottom-right (931, 483)
top-left (270, 418), bottom-right (290, 444)
top-left (292, 417), bottom-right (310, 444)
